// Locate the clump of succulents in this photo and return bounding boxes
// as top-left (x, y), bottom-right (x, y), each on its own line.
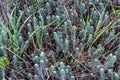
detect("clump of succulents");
top-left (0, 0), bottom-right (120, 80)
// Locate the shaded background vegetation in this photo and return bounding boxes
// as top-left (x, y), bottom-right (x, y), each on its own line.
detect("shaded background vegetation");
top-left (0, 0), bottom-right (120, 80)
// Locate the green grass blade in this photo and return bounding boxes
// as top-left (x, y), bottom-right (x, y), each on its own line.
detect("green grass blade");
top-left (16, 11), bottom-right (24, 30)
top-left (84, 15), bottom-right (90, 41)
top-left (21, 21), bottom-right (56, 52)
top-left (104, 32), bottom-right (120, 46)
top-left (91, 17), bottom-right (119, 47)
top-left (94, 9), bottom-right (105, 37)
top-left (17, 15), bottom-right (32, 37)
top-left (110, 1), bottom-right (116, 16)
